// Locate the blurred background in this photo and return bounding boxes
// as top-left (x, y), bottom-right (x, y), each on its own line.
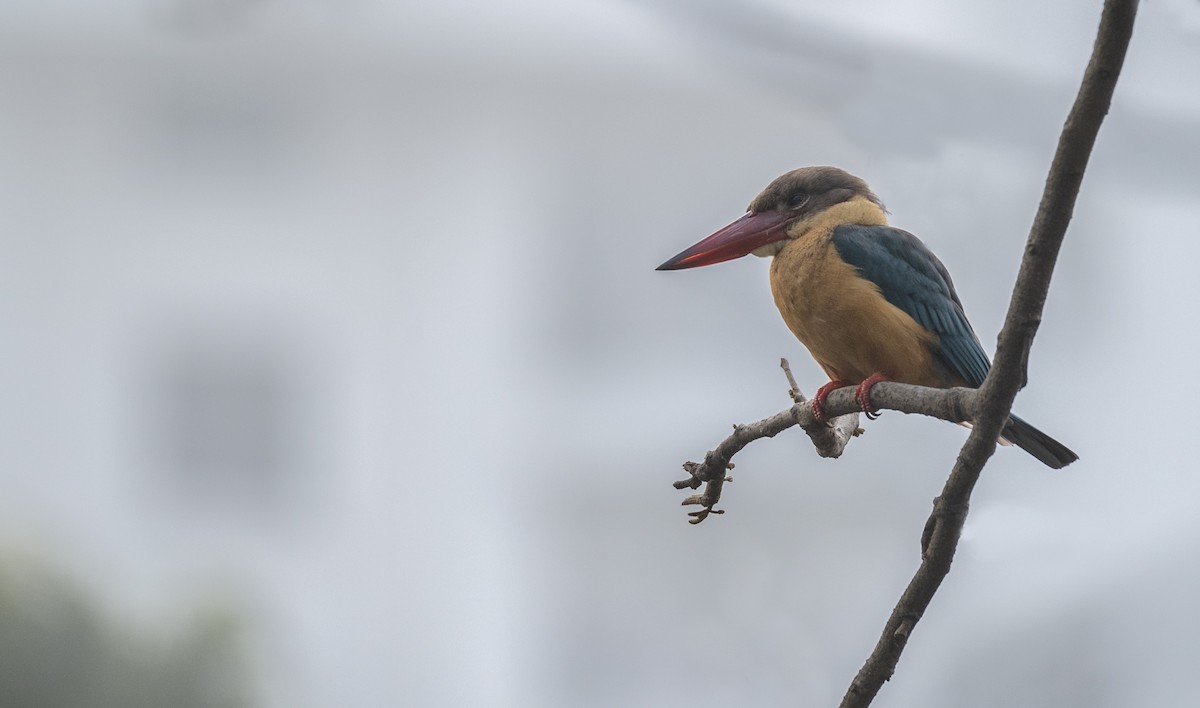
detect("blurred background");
top-left (1, 0), bottom-right (1198, 706)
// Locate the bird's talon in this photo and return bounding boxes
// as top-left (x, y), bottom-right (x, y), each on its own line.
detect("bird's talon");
top-left (811, 379), bottom-right (850, 423)
top-left (854, 373), bottom-right (888, 420)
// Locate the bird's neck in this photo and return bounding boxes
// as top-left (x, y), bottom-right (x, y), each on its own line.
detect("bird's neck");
top-left (786, 196), bottom-right (889, 240)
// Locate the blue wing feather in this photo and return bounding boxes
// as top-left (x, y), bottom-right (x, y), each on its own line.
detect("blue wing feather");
top-left (831, 224), bottom-right (991, 387)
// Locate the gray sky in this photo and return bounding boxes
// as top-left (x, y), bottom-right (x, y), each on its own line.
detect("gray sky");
top-left (2, 1), bottom-right (1199, 707)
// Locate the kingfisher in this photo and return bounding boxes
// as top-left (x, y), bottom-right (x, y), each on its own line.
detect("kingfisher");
top-left (657, 166), bottom-right (1077, 469)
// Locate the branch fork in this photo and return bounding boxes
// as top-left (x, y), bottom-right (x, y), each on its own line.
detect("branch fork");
top-left (674, 359), bottom-right (978, 523)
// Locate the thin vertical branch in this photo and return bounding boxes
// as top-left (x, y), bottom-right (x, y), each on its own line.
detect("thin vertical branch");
top-left (838, 2), bottom-right (1137, 706)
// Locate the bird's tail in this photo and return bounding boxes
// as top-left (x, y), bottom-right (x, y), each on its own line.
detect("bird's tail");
top-left (1001, 414), bottom-right (1078, 469)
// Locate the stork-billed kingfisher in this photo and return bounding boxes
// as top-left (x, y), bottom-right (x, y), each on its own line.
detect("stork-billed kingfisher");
top-left (657, 166), bottom-right (1077, 469)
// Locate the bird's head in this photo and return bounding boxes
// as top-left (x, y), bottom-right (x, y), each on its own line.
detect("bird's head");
top-left (656, 166), bottom-right (884, 271)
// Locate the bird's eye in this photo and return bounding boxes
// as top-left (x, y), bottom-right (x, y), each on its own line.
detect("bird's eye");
top-left (787, 193), bottom-right (808, 209)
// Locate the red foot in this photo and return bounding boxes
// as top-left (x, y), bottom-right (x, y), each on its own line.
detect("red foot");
top-left (811, 380), bottom-right (851, 422)
top-left (855, 373), bottom-right (890, 420)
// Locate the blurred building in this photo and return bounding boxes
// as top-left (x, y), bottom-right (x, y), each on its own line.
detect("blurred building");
top-left (1, 2), bottom-right (1199, 707)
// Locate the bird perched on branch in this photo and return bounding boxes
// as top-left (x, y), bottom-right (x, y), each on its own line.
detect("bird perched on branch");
top-left (657, 166), bottom-right (1077, 469)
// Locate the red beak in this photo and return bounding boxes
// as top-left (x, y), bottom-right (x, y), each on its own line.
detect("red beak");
top-left (656, 211), bottom-right (791, 270)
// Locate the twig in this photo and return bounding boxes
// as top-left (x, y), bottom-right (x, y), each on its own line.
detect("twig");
top-left (781, 357), bottom-right (805, 404)
top-left (674, 379), bottom-right (974, 522)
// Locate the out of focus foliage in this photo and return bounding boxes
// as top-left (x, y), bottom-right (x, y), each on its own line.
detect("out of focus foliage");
top-left (0, 557), bottom-right (252, 708)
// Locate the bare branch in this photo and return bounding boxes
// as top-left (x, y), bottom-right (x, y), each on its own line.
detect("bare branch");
top-left (667, 1), bottom-right (1136, 704)
top-left (839, 2), bottom-right (1137, 706)
top-left (780, 357), bottom-right (805, 404)
top-left (674, 380), bottom-right (976, 522)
